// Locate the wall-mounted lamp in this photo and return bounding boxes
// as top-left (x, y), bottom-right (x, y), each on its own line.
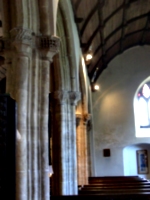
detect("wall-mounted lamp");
top-left (91, 83), bottom-right (100, 92)
top-left (84, 46), bottom-right (93, 65)
top-left (94, 84), bottom-right (100, 91)
top-left (85, 53), bottom-right (93, 62)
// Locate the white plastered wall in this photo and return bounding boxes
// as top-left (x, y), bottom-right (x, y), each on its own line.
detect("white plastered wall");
top-left (123, 143), bottom-right (150, 179)
top-left (92, 45), bottom-right (150, 177)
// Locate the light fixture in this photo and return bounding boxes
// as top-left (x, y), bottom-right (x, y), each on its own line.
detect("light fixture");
top-left (85, 53), bottom-right (93, 62)
top-left (91, 83), bottom-right (100, 92)
top-left (84, 46), bottom-right (93, 65)
top-left (94, 84), bottom-right (99, 91)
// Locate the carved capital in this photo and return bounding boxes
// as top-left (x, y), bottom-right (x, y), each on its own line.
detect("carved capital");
top-left (69, 91), bottom-right (81, 106)
top-left (52, 90), bottom-right (68, 104)
top-left (39, 35), bottom-right (60, 61)
top-left (5, 27), bottom-right (33, 56)
top-left (76, 113), bottom-right (92, 128)
top-left (39, 35), bottom-right (60, 52)
top-left (10, 27), bottom-right (33, 45)
top-left (83, 113), bottom-right (91, 125)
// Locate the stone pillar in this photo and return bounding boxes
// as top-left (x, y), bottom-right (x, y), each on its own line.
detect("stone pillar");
top-left (9, 27), bottom-right (33, 200)
top-left (86, 117), bottom-right (93, 177)
top-left (29, 49), bottom-right (38, 200)
top-left (3, 28), bottom-right (60, 200)
top-left (52, 91), bottom-right (80, 195)
top-left (39, 35), bottom-right (60, 200)
top-left (52, 90), bottom-right (68, 195)
top-left (76, 113), bottom-right (91, 185)
top-left (68, 91), bottom-right (80, 194)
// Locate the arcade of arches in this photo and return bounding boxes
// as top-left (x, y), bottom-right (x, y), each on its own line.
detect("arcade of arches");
top-left (0, 0), bottom-right (150, 200)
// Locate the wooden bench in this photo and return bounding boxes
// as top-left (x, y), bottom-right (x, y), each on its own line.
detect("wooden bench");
top-left (79, 188), bottom-right (150, 195)
top-left (51, 176), bottom-right (150, 200)
top-left (51, 193), bottom-right (150, 200)
top-left (79, 176), bottom-right (150, 197)
top-left (88, 176), bottom-right (147, 183)
top-left (81, 184), bottom-right (150, 189)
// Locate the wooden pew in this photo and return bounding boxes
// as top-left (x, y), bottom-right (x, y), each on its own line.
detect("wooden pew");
top-left (79, 188), bottom-right (150, 194)
top-left (88, 176), bottom-right (146, 184)
top-left (51, 194), bottom-right (150, 200)
top-left (79, 176), bottom-right (150, 196)
top-left (81, 184), bottom-right (150, 189)
top-left (51, 176), bottom-right (150, 200)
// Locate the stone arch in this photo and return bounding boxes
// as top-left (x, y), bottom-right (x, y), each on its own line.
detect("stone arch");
top-left (50, 0), bottom-right (82, 196)
top-left (58, 0), bottom-right (80, 91)
top-left (54, 6), bottom-right (71, 91)
top-left (51, 0), bottom-right (81, 91)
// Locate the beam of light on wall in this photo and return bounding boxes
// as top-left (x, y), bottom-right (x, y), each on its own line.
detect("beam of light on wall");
top-left (49, 165), bottom-right (53, 177)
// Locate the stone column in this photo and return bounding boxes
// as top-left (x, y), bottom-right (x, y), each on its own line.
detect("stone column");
top-left (9, 27), bottom-right (32, 200)
top-left (76, 113), bottom-right (91, 185)
top-left (51, 91), bottom-right (80, 195)
top-left (51, 90), bottom-right (69, 195)
top-left (39, 35), bottom-right (60, 200)
top-left (68, 91), bottom-right (81, 194)
top-left (6, 28), bottom-right (60, 200)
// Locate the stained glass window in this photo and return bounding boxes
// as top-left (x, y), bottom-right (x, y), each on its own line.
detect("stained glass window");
top-left (137, 83), bottom-right (150, 128)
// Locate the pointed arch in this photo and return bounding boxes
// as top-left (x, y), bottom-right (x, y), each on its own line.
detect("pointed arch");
top-left (134, 76), bottom-right (150, 137)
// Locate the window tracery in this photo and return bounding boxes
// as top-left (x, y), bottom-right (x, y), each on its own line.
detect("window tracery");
top-left (134, 80), bottom-right (150, 137)
top-left (137, 83), bottom-right (150, 128)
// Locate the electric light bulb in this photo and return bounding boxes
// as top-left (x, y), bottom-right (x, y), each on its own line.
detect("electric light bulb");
top-left (94, 84), bottom-right (99, 91)
top-left (86, 53), bottom-right (93, 61)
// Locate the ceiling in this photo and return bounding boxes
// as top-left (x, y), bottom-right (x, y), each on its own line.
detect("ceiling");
top-left (0, 1), bottom-right (150, 83)
top-left (71, 0), bottom-right (150, 82)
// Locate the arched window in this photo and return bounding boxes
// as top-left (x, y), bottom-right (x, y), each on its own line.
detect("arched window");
top-left (134, 79), bottom-right (150, 137)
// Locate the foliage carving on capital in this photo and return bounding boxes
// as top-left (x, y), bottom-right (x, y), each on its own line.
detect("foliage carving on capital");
top-left (83, 113), bottom-right (91, 125)
top-left (69, 91), bottom-right (81, 105)
top-left (10, 27), bottom-right (33, 45)
top-left (39, 35), bottom-right (60, 53)
top-left (53, 90), bottom-right (68, 104)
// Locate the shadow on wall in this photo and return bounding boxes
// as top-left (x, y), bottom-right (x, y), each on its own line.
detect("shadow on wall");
top-left (123, 143), bottom-right (150, 179)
